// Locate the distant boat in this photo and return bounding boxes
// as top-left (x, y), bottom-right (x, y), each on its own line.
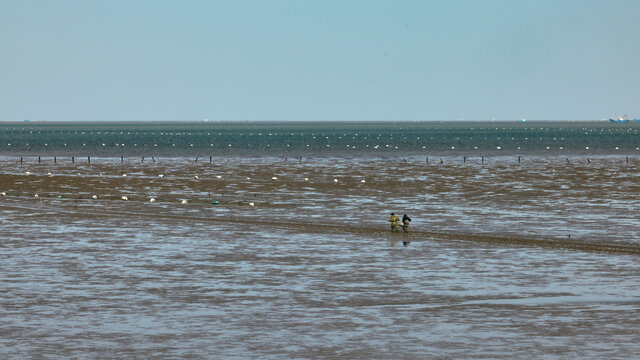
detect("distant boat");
top-left (608, 115), bottom-right (639, 123)
top-left (609, 117), bottom-right (629, 123)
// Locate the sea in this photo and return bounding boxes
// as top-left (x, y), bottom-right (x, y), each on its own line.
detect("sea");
top-left (1, 121), bottom-right (639, 359)
top-left (2, 120), bottom-right (640, 157)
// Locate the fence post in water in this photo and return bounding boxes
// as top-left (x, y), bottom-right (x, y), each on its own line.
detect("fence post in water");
top-left (518, 156), bottom-right (521, 163)
top-left (440, 158), bottom-right (443, 164)
top-left (426, 156), bottom-right (428, 163)
top-left (481, 156), bottom-right (484, 165)
top-left (38, 156), bottom-right (41, 163)
top-left (54, 156), bottom-right (56, 164)
top-left (626, 156), bottom-right (629, 164)
top-left (152, 157), bottom-right (156, 162)
top-left (72, 156), bottom-right (75, 163)
top-left (195, 156), bottom-right (198, 163)
top-left (209, 156), bottom-right (212, 164)
top-left (141, 156), bottom-right (144, 163)
top-left (88, 156), bottom-right (90, 164)
top-left (121, 156), bottom-right (123, 163)
top-left (463, 156), bottom-right (466, 163)
top-left (20, 156), bottom-right (23, 164)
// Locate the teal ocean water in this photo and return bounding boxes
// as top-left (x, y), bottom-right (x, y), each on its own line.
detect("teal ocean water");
top-left (2, 120), bottom-right (640, 157)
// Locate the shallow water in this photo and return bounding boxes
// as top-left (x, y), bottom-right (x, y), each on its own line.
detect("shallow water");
top-left (1, 153), bottom-right (640, 358)
top-left (2, 209), bottom-right (640, 358)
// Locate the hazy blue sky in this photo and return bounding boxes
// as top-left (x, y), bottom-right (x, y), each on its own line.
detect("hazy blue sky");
top-left (1, 0), bottom-right (638, 121)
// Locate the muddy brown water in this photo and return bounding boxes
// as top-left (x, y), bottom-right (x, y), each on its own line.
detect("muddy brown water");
top-left (1, 156), bottom-right (639, 359)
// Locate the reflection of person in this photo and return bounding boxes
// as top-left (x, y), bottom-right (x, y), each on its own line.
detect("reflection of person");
top-left (387, 213), bottom-right (400, 233)
top-left (402, 214), bottom-right (411, 233)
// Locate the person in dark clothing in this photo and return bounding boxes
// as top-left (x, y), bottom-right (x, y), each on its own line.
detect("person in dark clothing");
top-left (401, 214), bottom-right (411, 233)
top-left (401, 214), bottom-right (412, 246)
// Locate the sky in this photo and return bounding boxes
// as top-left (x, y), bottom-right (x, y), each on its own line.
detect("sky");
top-left (0, 0), bottom-right (638, 121)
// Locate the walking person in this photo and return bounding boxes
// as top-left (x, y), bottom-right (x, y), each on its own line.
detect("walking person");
top-left (401, 213), bottom-right (412, 246)
top-left (402, 214), bottom-right (411, 234)
top-left (387, 212), bottom-right (400, 233)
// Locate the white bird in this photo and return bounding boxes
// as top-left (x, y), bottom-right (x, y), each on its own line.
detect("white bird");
top-left (25, 171), bottom-right (31, 175)
top-left (121, 196), bottom-right (128, 201)
top-left (194, 175), bottom-right (199, 179)
top-left (216, 175), bottom-right (222, 179)
top-left (181, 200), bottom-right (188, 204)
top-left (360, 179), bottom-right (366, 183)
top-left (304, 177), bottom-right (309, 182)
top-left (246, 177), bottom-right (251, 180)
top-left (0, 192), bottom-right (6, 196)
top-left (34, 194), bottom-right (39, 198)
top-left (150, 198), bottom-right (156, 203)
top-left (249, 202), bottom-right (255, 206)
top-left (158, 174), bottom-right (165, 178)
top-left (92, 195), bottom-right (98, 199)
top-left (272, 176), bottom-right (278, 180)
top-left (122, 174), bottom-right (127, 177)
top-left (47, 172), bottom-right (52, 175)
top-left (333, 178), bottom-right (339, 183)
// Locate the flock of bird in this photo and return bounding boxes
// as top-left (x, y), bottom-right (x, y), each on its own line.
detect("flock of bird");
top-left (1, 170), bottom-right (368, 207)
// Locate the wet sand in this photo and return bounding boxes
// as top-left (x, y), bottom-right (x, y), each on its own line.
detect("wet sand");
top-left (2, 155), bottom-right (640, 358)
top-left (2, 154), bottom-right (639, 244)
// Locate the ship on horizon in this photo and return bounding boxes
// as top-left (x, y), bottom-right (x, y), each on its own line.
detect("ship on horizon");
top-left (609, 115), bottom-right (640, 123)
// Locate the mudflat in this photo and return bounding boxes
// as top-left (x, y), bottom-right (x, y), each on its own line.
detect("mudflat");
top-left (2, 155), bottom-right (640, 358)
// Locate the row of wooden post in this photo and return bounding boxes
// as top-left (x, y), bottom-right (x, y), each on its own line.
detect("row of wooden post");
top-left (16, 155), bottom-right (633, 165)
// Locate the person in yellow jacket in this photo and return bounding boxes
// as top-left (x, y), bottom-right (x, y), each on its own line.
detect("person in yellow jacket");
top-left (387, 213), bottom-right (400, 233)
